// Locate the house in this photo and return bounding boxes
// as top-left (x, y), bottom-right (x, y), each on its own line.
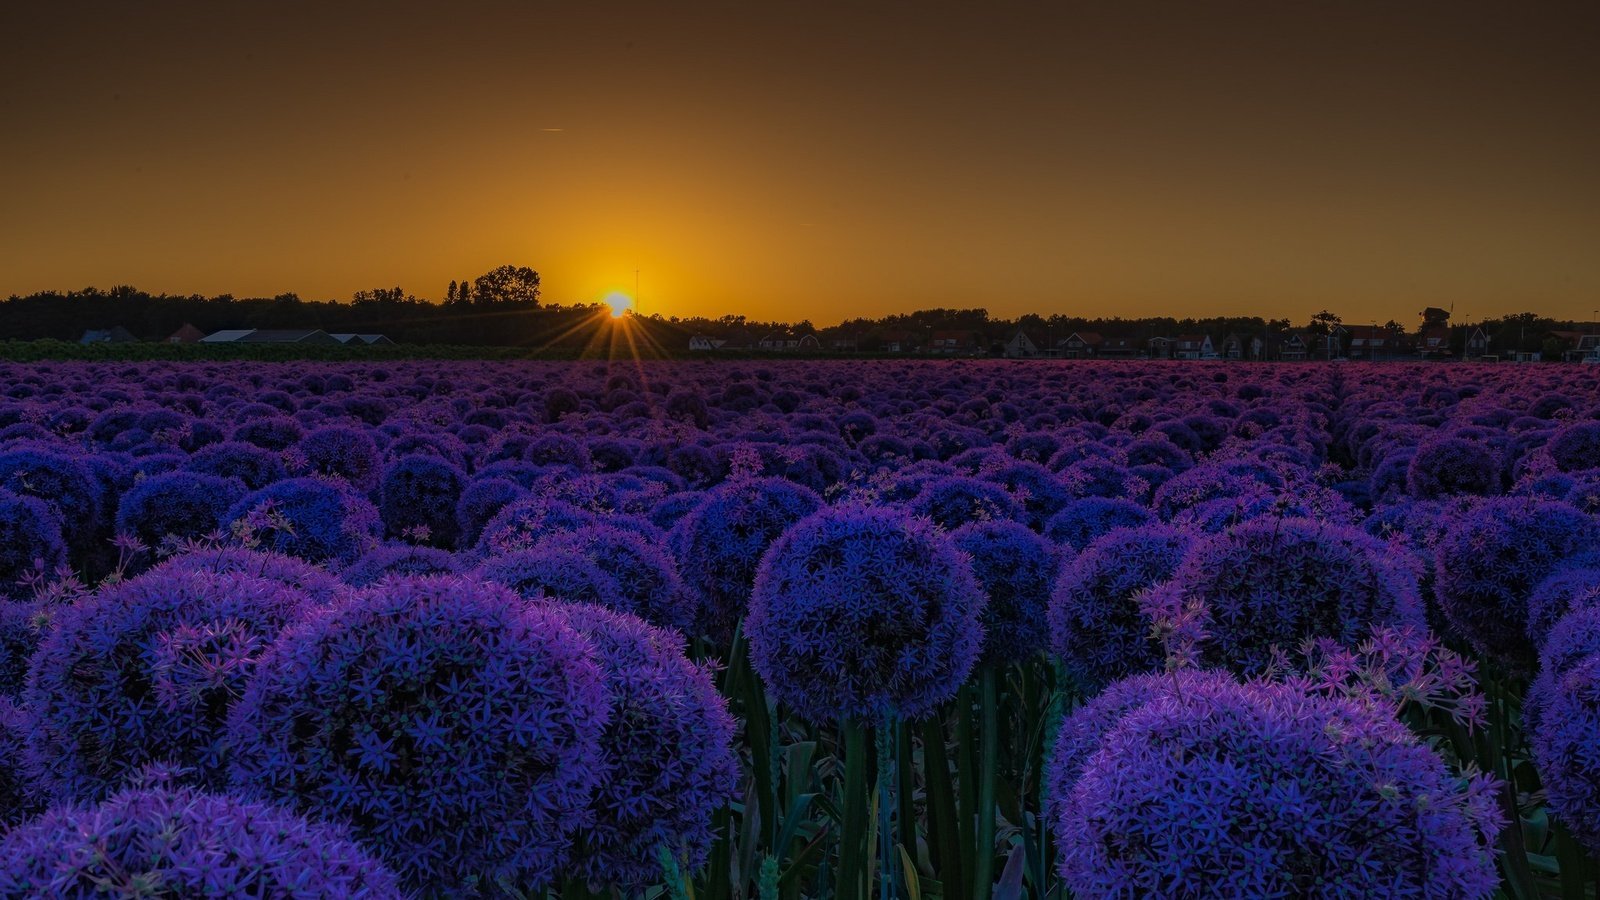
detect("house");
top-left (1566, 334), bottom-right (1600, 363)
top-left (688, 335), bottom-right (725, 351)
top-left (1096, 337), bottom-right (1141, 358)
top-left (200, 329), bottom-right (341, 345)
top-left (80, 326), bottom-right (139, 344)
top-left (877, 329), bottom-right (917, 353)
top-left (1002, 329), bottom-right (1044, 359)
top-left (1277, 333), bottom-right (1310, 361)
top-left (929, 330), bottom-right (982, 355)
top-left (796, 334), bottom-right (821, 351)
top-left (1417, 324), bottom-right (1452, 359)
top-left (1147, 336), bottom-right (1175, 359)
top-left (331, 333), bottom-right (394, 345)
top-left (1464, 327), bottom-right (1491, 360)
top-left (1219, 333), bottom-right (1253, 360)
top-left (166, 323), bottom-right (206, 344)
top-left (1058, 332), bottom-right (1103, 359)
top-left (1174, 334), bottom-right (1214, 360)
top-left (758, 331), bottom-right (796, 350)
top-left (721, 330), bottom-right (758, 351)
top-left (826, 335), bottom-right (859, 351)
top-left (1344, 325), bottom-right (1402, 360)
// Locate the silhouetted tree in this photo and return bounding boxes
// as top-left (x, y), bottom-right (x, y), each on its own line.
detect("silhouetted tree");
top-left (470, 265), bottom-right (540, 308)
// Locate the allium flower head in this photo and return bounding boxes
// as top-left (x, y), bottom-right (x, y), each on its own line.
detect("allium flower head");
top-left (1529, 606), bottom-right (1600, 853)
top-left (147, 546), bottom-right (345, 604)
top-left (23, 568), bottom-right (315, 800)
top-left (1169, 517), bottom-right (1425, 676)
top-left (224, 476), bottom-right (382, 565)
top-left (748, 504), bottom-right (982, 723)
top-left (0, 490), bottom-right (65, 600)
top-left (668, 476), bottom-right (823, 645)
top-left (474, 547), bottom-right (623, 606)
top-left (341, 543), bottom-right (462, 587)
top-left (1048, 524), bottom-right (1193, 692)
top-left (378, 454), bottom-right (466, 548)
top-left (951, 520), bottom-right (1056, 665)
top-left (227, 575), bottom-right (610, 894)
top-left (1043, 497), bottom-right (1153, 552)
top-left (1406, 435), bottom-right (1503, 499)
top-left (0, 785), bottom-right (403, 897)
top-left (1053, 676), bottom-right (1503, 898)
top-left (114, 471), bottom-right (246, 552)
top-left (554, 603), bottom-right (739, 889)
top-left (0, 697), bottom-right (40, 828)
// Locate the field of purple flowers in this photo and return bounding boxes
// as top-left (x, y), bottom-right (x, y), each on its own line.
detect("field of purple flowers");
top-left (0, 358), bottom-right (1597, 898)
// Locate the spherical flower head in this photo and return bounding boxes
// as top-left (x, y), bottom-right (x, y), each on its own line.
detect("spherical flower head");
top-left (0, 490), bottom-right (65, 600)
top-left (1043, 497), bottom-right (1153, 552)
top-left (748, 504), bottom-right (982, 723)
top-left (0, 446), bottom-right (100, 549)
top-left (0, 697), bottom-right (40, 828)
top-left (908, 474), bottom-right (1024, 530)
top-left (1434, 497), bottom-right (1600, 673)
top-left (985, 461), bottom-right (1071, 530)
top-left (455, 476), bottom-right (526, 548)
top-left (378, 454), bottom-right (466, 548)
top-left (1548, 421), bottom-right (1600, 473)
top-left (951, 520), bottom-right (1055, 665)
top-left (113, 471), bottom-right (246, 552)
top-left (668, 477), bottom-right (823, 645)
top-left (1054, 678), bottom-right (1503, 898)
top-left (1172, 518), bottom-right (1425, 677)
top-left (1527, 564), bottom-right (1600, 650)
top-left (0, 601), bottom-right (49, 699)
top-left (0, 785), bottom-right (403, 897)
top-left (23, 568), bottom-right (315, 800)
top-left (182, 439), bottom-right (288, 489)
top-left (341, 543), bottom-right (461, 588)
top-left (553, 603), bottom-right (739, 889)
top-left (224, 476), bottom-right (382, 566)
top-left (475, 494), bottom-right (600, 555)
top-left (294, 425), bottom-right (382, 492)
top-left (1151, 459), bottom-right (1285, 519)
top-left (474, 547), bottom-right (623, 606)
top-left (1530, 606), bottom-right (1600, 853)
top-left (227, 575), bottom-right (611, 894)
top-left (535, 525), bottom-right (696, 634)
top-left (1406, 435), bottom-right (1503, 499)
top-left (1048, 524), bottom-right (1193, 692)
top-left (147, 546), bottom-right (345, 605)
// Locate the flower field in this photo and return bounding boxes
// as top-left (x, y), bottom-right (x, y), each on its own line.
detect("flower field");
top-left (0, 358), bottom-right (1598, 898)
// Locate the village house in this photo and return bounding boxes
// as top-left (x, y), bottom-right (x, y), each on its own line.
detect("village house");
top-left (1058, 332), bottom-right (1103, 359)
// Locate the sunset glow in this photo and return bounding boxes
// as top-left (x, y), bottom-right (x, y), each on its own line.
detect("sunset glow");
top-left (606, 293), bottom-right (635, 319)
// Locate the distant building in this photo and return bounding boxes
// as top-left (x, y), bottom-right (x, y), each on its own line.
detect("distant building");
top-left (166, 323), bottom-right (206, 344)
top-left (1417, 324), bottom-right (1452, 359)
top-left (1147, 336), bottom-right (1175, 359)
top-left (1058, 332), bottom-right (1102, 359)
top-left (1464, 327), bottom-right (1490, 360)
top-left (688, 335), bottom-right (725, 351)
top-left (1002, 329), bottom-right (1044, 359)
top-left (200, 329), bottom-right (342, 345)
top-left (1344, 325), bottom-right (1403, 360)
top-left (1174, 334), bottom-right (1215, 360)
top-left (80, 326), bottom-right (139, 345)
top-left (929, 330), bottom-right (982, 355)
top-left (877, 329), bottom-right (918, 353)
top-left (330, 333), bottom-right (394, 345)
top-left (1277, 333), bottom-right (1310, 361)
top-left (1096, 337), bottom-right (1140, 358)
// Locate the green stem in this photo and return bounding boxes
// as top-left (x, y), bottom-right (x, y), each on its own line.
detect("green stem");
top-left (955, 683), bottom-right (977, 868)
top-left (921, 711), bottom-right (965, 900)
top-left (877, 712), bottom-right (898, 900)
top-left (973, 667), bottom-right (999, 900)
top-left (839, 718), bottom-right (870, 900)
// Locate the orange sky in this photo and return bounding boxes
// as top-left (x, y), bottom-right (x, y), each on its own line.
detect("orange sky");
top-left (3, 1), bottom-right (1598, 325)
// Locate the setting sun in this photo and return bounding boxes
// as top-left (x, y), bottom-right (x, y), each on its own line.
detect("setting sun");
top-left (605, 292), bottom-right (635, 318)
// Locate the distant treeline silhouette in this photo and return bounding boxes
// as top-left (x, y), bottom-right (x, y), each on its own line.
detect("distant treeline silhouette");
top-left (2, 266), bottom-right (1592, 359)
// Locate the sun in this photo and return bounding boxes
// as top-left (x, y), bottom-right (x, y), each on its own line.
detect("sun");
top-left (605, 292), bottom-right (635, 318)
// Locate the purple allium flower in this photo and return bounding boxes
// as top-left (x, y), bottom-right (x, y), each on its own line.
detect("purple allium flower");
top-left (224, 476), bottom-right (382, 565)
top-left (1527, 562), bottom-right (1600, 650)
top-left (455, 476), bottom-right (526, 547)
top-left (747, 504), bottom-right (982, 723)
top-left (1043, 497), bottom-right (1154, 552)
top-left (227, 575), bottom-right (610, 894)
top-left (0, 697), bottom-right (40, 828)
top-left (294, 425), bottom-right (382, 492)
top-left (0, 446), bottom-right (100, 551)
top-left (1530, 606), bottom-right (1600, 853)
top-left (1053, 676), bottom-right (1503, 898)
top-left (1169, 518), bottom-right (1425, 676)
top-left (1406, 435), bottom-right (1503, 499)
top-left (1548, 421), bottom-right (1600, 473)
top-left (1048, 524), bottom-right (1193, 692)
top-left (474, 547), bottom-right (623, 606)
top-left (908, 474), bottom-right (1024, 529)
top-left (1150, 458), bottom-right (1285, 518)
top-left (554, 603), bottom-right (739, 889)
top-left (534, 525), bottom-right (695, 634)
top-left (475, 494), bottom-right (600, 554)
top-left (230, 414), bottom-right (304, 451)
top-left (23, 568), bottom-right (315, 800)
top-left (0, 490), bottom-right (65, 600)
top-left (378, 454), bottom-right (466, 547)
top-left (1434, 497), bottom-right (1600, 672)
top-left (668, 477), bottom-right (823, 645)
top-left (0, 785), bottom-right (403, 897)
top-left (181, 439), bottom-right (288, 489)
top-left (147, 546), bottom-right (345, 605)
top-left (951, 520), bottom-right (1055, 665)
top-left (113, 471), bottom-right (246, 552)
top-left (341, 543), bottom-right (461, 588)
